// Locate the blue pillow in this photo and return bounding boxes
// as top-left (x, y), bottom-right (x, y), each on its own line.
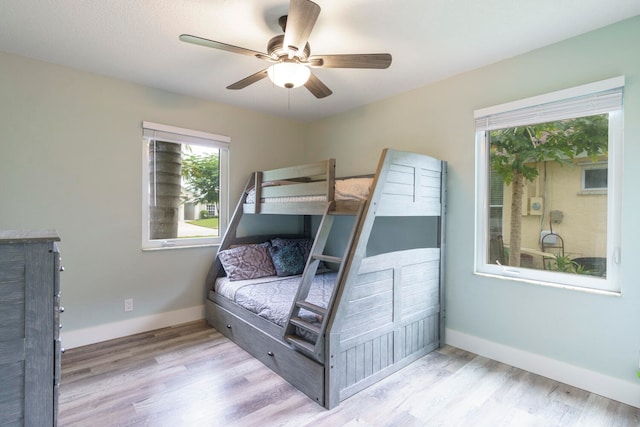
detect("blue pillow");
top-left (268, 243), bottom-right (305, 277)
top-left (271, 238), bottom-right (313, 262)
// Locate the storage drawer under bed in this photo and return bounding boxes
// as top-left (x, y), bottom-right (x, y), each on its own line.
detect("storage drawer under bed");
top-left (206, 300), bottom-right (325, 405)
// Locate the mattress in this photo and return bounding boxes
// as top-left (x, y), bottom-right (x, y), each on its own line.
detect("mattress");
top-left (214, 271), bottom-right (337, 333)
top-left (245, 177), bottom-right (372, 204)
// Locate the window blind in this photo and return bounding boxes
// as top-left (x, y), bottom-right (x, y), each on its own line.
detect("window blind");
top-left (475, 76), bottom-right (624, 131)
top-left (489, 169), bottom-right (504, 206)
top-left (142, 121), bottom-right (230, 148)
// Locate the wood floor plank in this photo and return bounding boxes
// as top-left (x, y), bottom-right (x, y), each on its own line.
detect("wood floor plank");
top-left (59, 320), bottom-right (640, 427)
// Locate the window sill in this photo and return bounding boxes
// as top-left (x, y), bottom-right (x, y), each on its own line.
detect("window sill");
top-left (473, 271), bottom-right (621, 297)
top-left (578, 190), bottom-right (607, 195)
top-left (142, 242), bottom-right (220, 251)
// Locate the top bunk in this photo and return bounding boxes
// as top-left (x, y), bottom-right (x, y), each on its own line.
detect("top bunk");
top-left (242, 148), bottom-right (444, 217)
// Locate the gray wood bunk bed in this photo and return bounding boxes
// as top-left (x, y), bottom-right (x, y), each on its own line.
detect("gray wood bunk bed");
top-left (205, 148), bottom-right (447, 409)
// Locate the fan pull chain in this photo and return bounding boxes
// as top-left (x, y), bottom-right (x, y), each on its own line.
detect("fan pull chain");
top-left (288, 89), bottom-right (291, 110)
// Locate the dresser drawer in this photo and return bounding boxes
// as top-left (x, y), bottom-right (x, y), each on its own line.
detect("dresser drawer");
top-left (0, 360), bottom-right (24, 424)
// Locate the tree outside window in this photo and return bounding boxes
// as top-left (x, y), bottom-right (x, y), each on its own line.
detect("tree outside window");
top-left (181, 148), bottom-right (221, 220)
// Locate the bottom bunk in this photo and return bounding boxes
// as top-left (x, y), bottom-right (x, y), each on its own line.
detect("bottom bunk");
top-left (205, 247), bottom-right (442, 409)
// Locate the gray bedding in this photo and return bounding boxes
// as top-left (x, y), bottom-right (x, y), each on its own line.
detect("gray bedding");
top-left (215, 271), bottom-right (337, 329)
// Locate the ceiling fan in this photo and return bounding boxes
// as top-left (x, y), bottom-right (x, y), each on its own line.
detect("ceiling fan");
top-left (179, 0), bottom-right (392, 98)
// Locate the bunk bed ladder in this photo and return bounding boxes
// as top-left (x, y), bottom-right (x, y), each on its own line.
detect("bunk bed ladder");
top-left (284, 201), bottom-right (365, 362)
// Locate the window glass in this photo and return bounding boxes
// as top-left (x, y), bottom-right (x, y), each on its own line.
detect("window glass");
top-left (583, 166), bottom-right (608, 190)
top-left (487, 115), bottom-right (608, 275)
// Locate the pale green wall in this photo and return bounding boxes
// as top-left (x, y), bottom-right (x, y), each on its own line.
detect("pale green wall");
top-left (305, 16), bottom-right (640, 384)
top-left (0, 51), bottom-right (306, 331)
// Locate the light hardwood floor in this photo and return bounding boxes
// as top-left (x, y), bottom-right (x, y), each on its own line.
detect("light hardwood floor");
top-left (59, 320), bottom-right (640, 427)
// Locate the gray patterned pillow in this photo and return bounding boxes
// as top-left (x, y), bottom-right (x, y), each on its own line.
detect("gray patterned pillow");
top-left (218, 242), bottom-right (276, 281)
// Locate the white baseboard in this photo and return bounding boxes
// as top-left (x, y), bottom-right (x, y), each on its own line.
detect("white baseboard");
top-left (445, 328), bottom-right (640, 409)
top-left (61, 305), bottom-right (205, 349)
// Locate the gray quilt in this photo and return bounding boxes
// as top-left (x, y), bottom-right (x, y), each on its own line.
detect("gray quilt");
top-left (218, 272), bottom-right (337, 335)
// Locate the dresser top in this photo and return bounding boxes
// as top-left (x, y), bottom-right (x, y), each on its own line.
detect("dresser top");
top-left (0, 229), bottom-right (60, 243)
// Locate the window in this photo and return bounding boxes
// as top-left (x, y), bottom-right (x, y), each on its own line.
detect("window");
top-left (474, 77), bottom-right (623, 293)
top-left (142, 122), bottom-right (229, 250)
top-left (582, 163), bottom-right (608, 192)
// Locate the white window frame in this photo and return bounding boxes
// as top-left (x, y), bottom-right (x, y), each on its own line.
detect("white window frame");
top-left (474, 77), bottom-right (623, 294)
top-left (142, 121), bottom-right (230, 250)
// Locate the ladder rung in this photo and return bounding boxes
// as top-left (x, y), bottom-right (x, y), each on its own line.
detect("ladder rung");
top-left (330, 210), bottom-right (360, 216)
top-left (296, 301), bottom-right (327, 316)
top-left (285, 335), bottom-right (316, 353)
top-left (313, 254), bottom-right (343, 264)
top-left (289, 318), bottom-right (321, 335)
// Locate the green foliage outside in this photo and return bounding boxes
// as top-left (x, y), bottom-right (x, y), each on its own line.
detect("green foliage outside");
top-left (489, 114), bottom-right (609, 267)
top-left (490, 115), bottom-right (608, 185)
top-left (547, 255), bottom-right (591, 275)
top-left (181, 151), bottom-right (220, 206)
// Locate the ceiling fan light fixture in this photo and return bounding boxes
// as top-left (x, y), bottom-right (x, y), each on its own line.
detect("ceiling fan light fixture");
top-left (267, 62), bottom-right (310, 89)
top-left (180, 0), bottom-right (391, 98)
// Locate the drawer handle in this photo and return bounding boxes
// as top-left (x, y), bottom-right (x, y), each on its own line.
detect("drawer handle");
top-left (59, 306), bottom-right (65, 313)
top-left (226, 324), bottom-right (232, 329)
top-left (267, 351), bottom-right (274, 357)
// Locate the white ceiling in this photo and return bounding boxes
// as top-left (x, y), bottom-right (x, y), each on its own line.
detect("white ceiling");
top-left (1, 1), bottom-right (639, 121)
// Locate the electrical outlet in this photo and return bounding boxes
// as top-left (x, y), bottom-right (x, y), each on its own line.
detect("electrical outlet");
top-left (124, 298), bottom-right (134, 312)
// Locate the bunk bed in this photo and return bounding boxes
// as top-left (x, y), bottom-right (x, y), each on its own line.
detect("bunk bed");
top-left (205, 148), bottom-right (447, 409)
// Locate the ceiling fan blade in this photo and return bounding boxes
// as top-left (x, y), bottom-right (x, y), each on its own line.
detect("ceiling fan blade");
top-left (283, 0), bottom-right (321, 54)
top-left (180, 34), bottom-right (267, 59)
top-left (308, 53), bottom-right (392, 69)
top-left (227, 69), bottom-right (269, 90)
top-left (304, 72), bottom-right (332, 98)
